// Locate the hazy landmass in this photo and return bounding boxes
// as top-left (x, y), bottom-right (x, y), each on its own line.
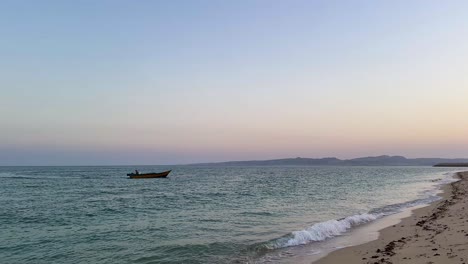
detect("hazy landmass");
top-left (189, 155), bottom-right (468, 166)
top-left (433, 163), bottom-right (468, 167)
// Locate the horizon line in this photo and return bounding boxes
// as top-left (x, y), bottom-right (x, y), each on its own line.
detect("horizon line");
top-left (2, 155), bottom-right (468, 167)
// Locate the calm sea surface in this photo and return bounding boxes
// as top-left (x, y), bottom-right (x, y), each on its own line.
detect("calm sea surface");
top-left (0, 166), bottom-right (462, 263)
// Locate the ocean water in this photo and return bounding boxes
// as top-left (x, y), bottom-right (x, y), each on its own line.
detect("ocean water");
top-left (0, 166), bottom-right (461, 264)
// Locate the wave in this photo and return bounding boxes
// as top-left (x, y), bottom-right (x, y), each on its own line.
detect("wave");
top-left (255, 213), bottom-right (380, 250)
top-left (283, 213), bottom-right (380, 247)
top-left (437, 171), bottom-right (460, 185)
top-left (255, 172), bottom-right (460, 252)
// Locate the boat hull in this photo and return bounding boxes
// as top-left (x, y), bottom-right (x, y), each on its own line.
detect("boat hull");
top-left (127, 170), bottom-right (171, 179)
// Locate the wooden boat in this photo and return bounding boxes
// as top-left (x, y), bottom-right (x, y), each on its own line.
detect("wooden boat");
top-left (127, 170), bottom-right (171, 179)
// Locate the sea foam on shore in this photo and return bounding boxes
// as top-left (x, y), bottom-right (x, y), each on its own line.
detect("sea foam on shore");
top-left (315, 171), bottom-right (468, 264)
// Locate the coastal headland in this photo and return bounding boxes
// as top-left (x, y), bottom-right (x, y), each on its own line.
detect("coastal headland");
top-left (315, 171), bottom-right (468, 264)
top-left (434, 163), bottom-right (468, 167)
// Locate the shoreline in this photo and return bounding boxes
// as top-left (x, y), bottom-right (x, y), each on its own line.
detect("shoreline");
top-left (313, 171), bottom-right (468, 264)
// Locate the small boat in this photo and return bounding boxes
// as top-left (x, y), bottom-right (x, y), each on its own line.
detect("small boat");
top-left (127, 170), bottom-right (171, 179)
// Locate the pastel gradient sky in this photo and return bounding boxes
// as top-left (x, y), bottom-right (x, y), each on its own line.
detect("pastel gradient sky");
top-left (1, 0), bottom-right (468, 165)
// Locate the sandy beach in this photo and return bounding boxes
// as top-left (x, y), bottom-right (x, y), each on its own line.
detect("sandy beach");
top-left (315, 171), bottom-right (468, 264)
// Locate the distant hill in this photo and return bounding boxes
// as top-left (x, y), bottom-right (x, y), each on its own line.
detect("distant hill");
top-left (189, 155), bottom-right (468, 167)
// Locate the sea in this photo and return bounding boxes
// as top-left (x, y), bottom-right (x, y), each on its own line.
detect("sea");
top-left (0, 166), bottom-right (462, 264)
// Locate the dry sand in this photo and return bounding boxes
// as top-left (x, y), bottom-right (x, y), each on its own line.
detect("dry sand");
top-left (314, 171), bottom-right (468, 264)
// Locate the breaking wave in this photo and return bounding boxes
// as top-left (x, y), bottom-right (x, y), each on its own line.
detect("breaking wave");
top-left (282, 213), bottom-right (380, 247)
top-left (256, 213), bottom-right (381, 250)
top-left (256, 172), bottom-right (460, 251)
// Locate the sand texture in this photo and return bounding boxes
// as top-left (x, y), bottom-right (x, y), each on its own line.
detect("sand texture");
top-left (315, 171), bottom-right (468, 264)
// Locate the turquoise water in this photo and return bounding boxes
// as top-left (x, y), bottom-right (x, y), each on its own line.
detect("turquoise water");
top-left (0, 166), bottom-right (461, 263)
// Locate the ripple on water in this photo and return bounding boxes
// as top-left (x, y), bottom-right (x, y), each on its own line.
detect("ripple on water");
top-left (0, 166), bottom-right (461, 264)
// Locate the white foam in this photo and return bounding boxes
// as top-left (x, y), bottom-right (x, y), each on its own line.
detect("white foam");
top-left (437, 171), bottom-right (460, 185)
top-left (277, 213), bottom-right (380, 248)
top-left (268, 171), bottom-right (461, 250)
top-left (421, 171), bottom-right (460, 198)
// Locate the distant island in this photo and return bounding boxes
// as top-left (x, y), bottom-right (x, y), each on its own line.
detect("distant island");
top-left (433, 163), bottom-right (468, 167)
top-left (188, 155), bottom-right (468, 167)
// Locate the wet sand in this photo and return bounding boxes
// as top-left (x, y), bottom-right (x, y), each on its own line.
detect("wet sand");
top-left (315, 171), bottom-right (468, 264)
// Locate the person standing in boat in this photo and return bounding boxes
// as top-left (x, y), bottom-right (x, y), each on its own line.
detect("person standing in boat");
top-left (135, 169), bottom-right (139, 175)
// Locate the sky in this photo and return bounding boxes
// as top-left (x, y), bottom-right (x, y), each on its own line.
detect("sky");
top-left (1, 0), bottom-right (468, 165)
